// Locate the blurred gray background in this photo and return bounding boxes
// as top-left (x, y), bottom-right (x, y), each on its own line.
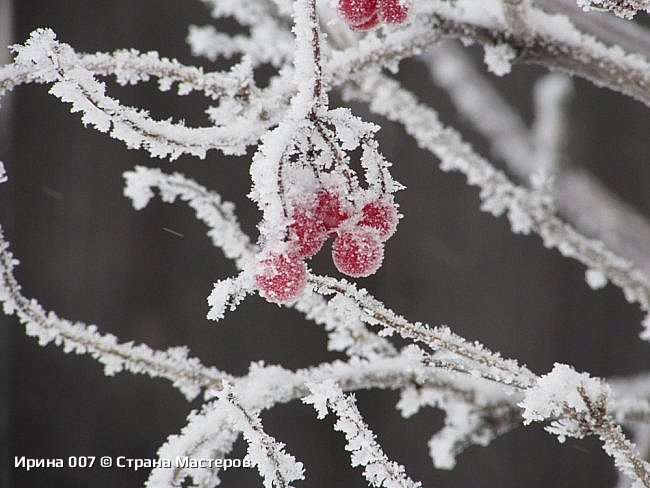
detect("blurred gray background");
top-left (1, 0), bottom-right (650, 487)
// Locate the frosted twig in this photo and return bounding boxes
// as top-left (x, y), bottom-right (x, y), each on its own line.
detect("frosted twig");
top-left (147, 401), bottom-right (239, 487)
top-left (7, 29), bottom-right (259, 158)
top-left (310, 274), bottom-right (538, 390)
top-left (424, 41), bottom-right (650, 279)
top-left (537, 0), bottom-right (650, 55)
top-left (123, 166), bottom-right (256, 268)
top-left (344, 72), bottom-right (650, 337)
top-left (412, 1), bottom-right (650, 106)
top-left (123, 166), bottom-right (394, 358)
top-left (221, 387), bottom-right (304, 488)
top-left (187, 23), bottom-right (294, 68)
top-left (304, 380), bottom-right (422, 488)
top-left (0, 227), bottom-right (229, 400)
top-left (502, 0), bottom-right (532, 38)
top-left (521, 364), bottom-right (650, 487)
top-left (78, 49), bottom-right (255, 100)
top-left (530, 72), bottom-right (573, 196)
top-left (576, 0), bottom-right (650, 19)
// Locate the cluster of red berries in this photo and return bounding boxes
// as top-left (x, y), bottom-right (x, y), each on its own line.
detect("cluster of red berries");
top-left (254, 189), bottom-right (398, 303)
top-left (337, 0), bottom-right (410, 30)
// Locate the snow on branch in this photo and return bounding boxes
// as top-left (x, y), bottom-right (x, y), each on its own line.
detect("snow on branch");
top-left (0, 227), bottom-right (229, 400)
top-left (147, 401), bottom-right (240, 487)
top-left (344, 71), bottom-right (650, 339)
top-left (5, 0), bottom-right (650, 486)
top-left (310, 274), bottom-right (538, 390)
top-left (220, 386), bottom-right (305, 488)
top-left (304, 380), bottom-right (422, 488)
top-left (407, 1), bottom-right (650, 106)
top-left (79, 49), bottom-right (255, 100)
top-left (6, 29), bottom-right (257, 158)
top-left (123, 166), bottom-right (256, 267)
top-left (122, 164), bottom-right (393, 357)
top-left (521, 364), bottom-right (650, 487)
top-left (423, 41), bottom-right (650, 280)
top-left (576, 0), bottom-right (650, 19)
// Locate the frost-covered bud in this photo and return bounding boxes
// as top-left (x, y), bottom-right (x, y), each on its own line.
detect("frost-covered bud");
top-left (338, 0), bottom-right (380, 29)
top-left (358, 199), bottom-right (398, 241)
top-left (332, 229), bottom-right (384, 277)
top-left (378, 0), bottom-right (410, 24)
top-left (254, 252), bottom-right (307, 304)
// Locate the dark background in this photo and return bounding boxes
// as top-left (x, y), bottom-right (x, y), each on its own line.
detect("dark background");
top-left (2, 1), bottom-right (650, 487)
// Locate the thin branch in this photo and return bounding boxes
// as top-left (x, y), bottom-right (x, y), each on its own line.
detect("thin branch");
top-left (423, 41), bottom-right (650, 280)
top-left (343, 71), bottom-right (650, 337)
top-left (0, 227), bottom-right (229, 400)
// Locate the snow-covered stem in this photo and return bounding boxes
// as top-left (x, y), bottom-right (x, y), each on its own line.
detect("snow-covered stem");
top-left (412, 1), bottom-right (650, 107)
top-left (310, 274), bottom-right (538, 390)
top-left (537, 0), bottom-right (650, 55)
top-left (147, 401), bottom-right (240, 487)
top-left (344, 71), bottom-right (650, 335)
top-left (521, 364), bottom-right (650, 486)
top-left (576, 0), bottom-right (650, 19)
top-left (0, 227), bottom-right (229, 400)
top-left (123, 166), bottom-right (256, 269)
top-left (303, 380), bottom-right (422, 488)
top-left (78, 50), bottom-right (255, 100)
top-left (5, 0), bottom-right (650, 486)
top-left (423, 41), bottom-right (650, 279)
top-left (579, 399), bottom-right (650, 487)
top-left (502, 0), bottom-right (532, 38)
top-left (531, 72), bottom-right (573, 192)
top-left (123, 166), bottom-right (394, 358)
top-left (221, 388), bottom-right (304, 488)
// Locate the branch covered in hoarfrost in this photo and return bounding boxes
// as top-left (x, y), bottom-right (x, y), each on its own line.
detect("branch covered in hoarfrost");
top-left (123, 166), bottom-right (256, 268)
top-left (0, 227), bottom-right (229, 400)
top-left (6, 29), bottom-right (258, 158)
top-left (537, 0), bottom-right (650, 55)
top-left (122, 166), bottom-right (395, 358)
top-left (576, 0), bottom-right (650, 19)
top-left (219, 386), bottom-right (304, 488)
top-left (304, 380), bottom-right (422, 488)
top-left (521, 364), bottom-right (650, 487)
top-left (150, 384), bottom-right (304, 488)
top-left (79, 49), bottom-right (255, 100)
top-left (423, 41), bottom-right (650, 280)
top-left (412, 1), bottom-right (650, 106)
top-left (530, 72), bottom-right (573, 194)
top-left (147, 401), bottom-right (240, 487)
top-left (187, 24), bottom-right (294, 68)
top-left (310, 274), bottom-right (538, 390)
top-left (344, 71), bottom-right (650, 339)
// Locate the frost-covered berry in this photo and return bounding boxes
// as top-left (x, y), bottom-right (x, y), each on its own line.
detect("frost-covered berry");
top-left (378, 0), bottom-right (410, 24)
top-left (358, 200), bottom-right (398, 241)
top-left (332, 230), bottom-right (384, 278)
top-left (254, 252), bottom-right (307, 304)
top-left (352, 12), bottom-right (380, 30)
top-left (338, 0), bottom-right (379, 28)
top-left (289, 207), bottom-right (327, 258)
top-left (316, 189), bottom-right (349, 231)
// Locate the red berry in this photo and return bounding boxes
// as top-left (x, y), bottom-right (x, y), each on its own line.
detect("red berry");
top-left (378, 0), bottom-right (409, 24)
top-left (289, 207), bottom-right (327, 258)
top-left (332, 230), bottom-right (384, 278)
top-left (316, 190), bottom-right (349, 232)
top-left (351, 11), bottom-right (380, 30)
top-left (358, 200), bottom-right (398, 241)
top-left (338, 0), bottom-right (379, 27)
top-left (254, 252), bottom-right (307, 304)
